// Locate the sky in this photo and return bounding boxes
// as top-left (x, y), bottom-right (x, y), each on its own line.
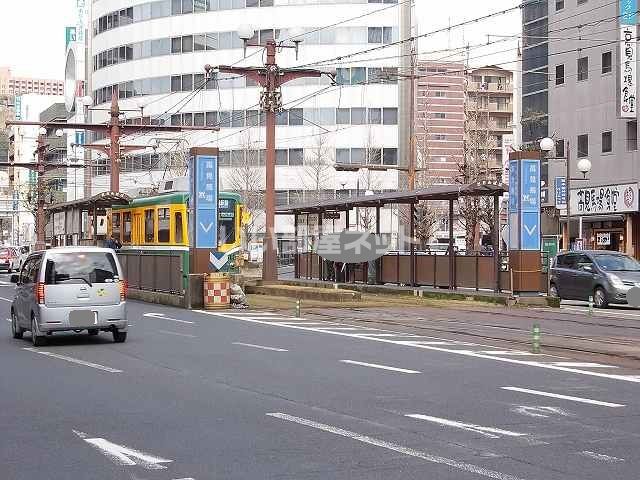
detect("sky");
top-left (0, 0), bottom-right (520, 79)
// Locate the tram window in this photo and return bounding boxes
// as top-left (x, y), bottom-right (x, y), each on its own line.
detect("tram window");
top-left (158, 208), bottom-right (170, 243)
top-left (112, 213), bottom-right (121, 240)
top-left (123, 212), bottom-right (132, 243)
top-left (175, 212), bottom-right (184, 244)
top-left (218, 199), bottom-right (236, 246)
top-left (144, 209), bottom-right (155, 242)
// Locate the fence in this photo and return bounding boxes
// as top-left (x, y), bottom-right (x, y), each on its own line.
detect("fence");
top-left (295, 251), bottom-right (548, 293)
top-left (117, 250), bottom-right (185, 294)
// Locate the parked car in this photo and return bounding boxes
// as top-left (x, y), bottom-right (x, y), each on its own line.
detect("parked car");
top-left (0, 247), bottom-right (21, 273)
top-left (10, 247), bottom-right (128, 346)
top-left (549, 250), bottom-right (640, 308)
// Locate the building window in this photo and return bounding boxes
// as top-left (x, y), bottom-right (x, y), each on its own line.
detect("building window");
top-left (577, 0), bottom-right (587, 4)
top-left (577, 57), bottom-right (588, 81)
top-left (434, 134), bottom-right (446, 140)
top-left (577, 134), bottom-right (588, 158)
top-left (555, 0), bottom-right (564, 10)
top-left (602, 51), bottom-right (612, 74)
top-left (627, 121), bottom-right (638, 151)
top-left (336, 108), bottom-right (350, 124)
top-left (435, 113), bottom-right (446, 119)
top-left (434, 91), bottom-right (446, 97)
top-left (555, 64), bottom-right (564, 85)
top-left (602, 131), bottom-right (612, 153)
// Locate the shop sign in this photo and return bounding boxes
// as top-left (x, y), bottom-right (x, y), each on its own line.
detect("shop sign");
top-left (619, 0), bottom-right (638, 117)
top-left (570, 183), bottom-right (638, 214)
top-left (597, 232), bottom-right (612, 246)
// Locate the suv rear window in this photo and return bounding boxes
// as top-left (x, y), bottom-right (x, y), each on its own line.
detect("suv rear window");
top-left (44, 252), bottom-right (119, 285)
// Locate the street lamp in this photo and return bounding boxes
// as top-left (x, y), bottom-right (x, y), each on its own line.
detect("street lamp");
top-left (540, 136), bottom-right (591, 250)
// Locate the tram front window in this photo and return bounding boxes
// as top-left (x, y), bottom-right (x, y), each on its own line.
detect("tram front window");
top-left (218, 198), bottom-right (236, 247)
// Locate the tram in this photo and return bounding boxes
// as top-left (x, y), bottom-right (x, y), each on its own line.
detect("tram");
top-left (109, 189), bottom-right (245, 270)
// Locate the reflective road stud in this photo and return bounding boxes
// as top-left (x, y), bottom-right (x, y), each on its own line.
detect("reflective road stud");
top-left (532, 324), bottom-right (541, 354)
top-left (588, 296), bottom-right (594, 315)
top-left (295, 299), bottom-right (301, 318)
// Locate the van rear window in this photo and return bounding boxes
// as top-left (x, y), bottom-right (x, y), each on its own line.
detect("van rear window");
top-left (44, 252), bottom-right (118, 285)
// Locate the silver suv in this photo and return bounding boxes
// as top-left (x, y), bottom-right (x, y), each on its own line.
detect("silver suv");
top-left (10, 247), bottom-right (128, 346)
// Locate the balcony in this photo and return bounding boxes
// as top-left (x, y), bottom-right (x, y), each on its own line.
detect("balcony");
top-left (467, 120), bottom-right (513, 132)
top-left (468, 82), bottom-right (513, 93)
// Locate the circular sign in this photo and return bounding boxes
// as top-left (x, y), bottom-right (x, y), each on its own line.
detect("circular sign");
top-left (64, 47), bottom-right (77, 113)
top-left (627, 287), bottom-right (640, 308)
top-left (624, 186), bottom-right (635, 209)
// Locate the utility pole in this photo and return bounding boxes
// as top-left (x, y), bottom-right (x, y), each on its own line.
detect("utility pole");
top-left (35, 133), bottom-right (46, 250)
top-left (213, 37), bottom-right (327, 282)
top-left (8, 91), bottom-right (218, 193)
top-left (398, 0), bottom-right (413, 181)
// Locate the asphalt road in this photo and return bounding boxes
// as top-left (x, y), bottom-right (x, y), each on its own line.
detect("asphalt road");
top-left (1, 275), bottom-right (639, 480)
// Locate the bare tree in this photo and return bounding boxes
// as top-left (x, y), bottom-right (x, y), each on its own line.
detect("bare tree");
top-left (458, 87), bottom-right (499, 252)
top-left (225, 134), bottom-right (264, 246)
top-left (301, 133), bottom-right (334, 203)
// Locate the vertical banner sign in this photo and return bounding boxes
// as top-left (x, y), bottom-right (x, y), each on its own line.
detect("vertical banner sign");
top-left (620, 0), bottom-right (637, 118)
top-left (554, 176), bottom-right (567, 209)
top-left (508, 159), bottom-right (520, 249)
top-left (193, 155), bottom-right (218, 249)
top-left (520, 159), bottom-right (541, 251)
top-left (65, 27), bottom-right (76, 50)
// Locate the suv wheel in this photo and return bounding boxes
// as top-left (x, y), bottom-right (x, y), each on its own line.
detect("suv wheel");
top-left (549, 284), bottom-right (559, 298)
top-left (113, 330), bottom-right (127, 343)
top-left (594, 287), bottom-right (609, 309)
top-left (11, 311), bottom-right (23, 339)
top-left (31, 317), bottom-right (46, 347)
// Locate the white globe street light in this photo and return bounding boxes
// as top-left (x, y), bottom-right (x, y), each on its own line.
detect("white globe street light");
top-left (55, 129), bottom-right (64, 137)
top-left (539, 137), bottom-right (555, 152)
top-left (38, 127), bottom-right (47, 136)
top-left (577, 158), bottom-right (592, 177)
top-left (237, 24), bottom-right (255, 41)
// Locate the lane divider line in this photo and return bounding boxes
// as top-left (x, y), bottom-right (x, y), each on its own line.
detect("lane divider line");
top-left (340, 360), bottom-right (420, 374)
top-left (142, 313), bottom-right (194, 325)
top-left (158, 330), bottom-right (197, 338)
top-left (405, 414), bottom-right (527, 439)
top-left (23, 348), bottom-right (122, 373)
top-left (232, 342), bottom-right (288, 352)
top-left (266, 413), bottom-right (528, 480)
top-left (0, 296), bottom-right (13, 302)
top-left (501, 387), bottom-right (625, 408)
top-left (579, 451), bottom-right (625, 463)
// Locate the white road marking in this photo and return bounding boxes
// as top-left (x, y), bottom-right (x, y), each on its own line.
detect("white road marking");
top-left (23, 348), bottom-right (122, 373)
top-left (313, 327), bottom-right (364, 331)
top-left (5, 318), bottom-right (11, 323)
top-left (232, 342), bottom-right (288, 352)
top-left (550, 362), bottom-right (617, 369)
top-left (197, 310), bottom-right (640, 384)
top-left (0, 296), bottom-right (13, 302)
top-left (406, 414), bottom-right (527, 439)
top-left (561, 307), bottom-right (640, 318)
top-left (408, 341), bottom-right (458, 345)
top-left (73, 430), bottom-right (172, 470)
top-left (143, 313), bottom-right (194, 325)
top-left (355, 333), bottom-right (422, 337)
top-left (158, 330), bottom-right (197, 338)
top-left (480, 351), bottom-right (539, 356)
top-left (340, 360), bottom-right (420, 374)
top-left (512, 406), bottom-right (571, 419)
top-left (267, 413), bottom-right (527, 480)
top-left (580, 451), bottom-right (625, 463)
top-left (501, 387), bottom-right (625, 408)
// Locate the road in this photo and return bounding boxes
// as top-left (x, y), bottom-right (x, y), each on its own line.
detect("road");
top-left (1, 275), bottom-right (639, 480)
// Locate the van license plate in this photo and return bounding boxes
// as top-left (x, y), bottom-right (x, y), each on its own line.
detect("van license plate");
top-left (69, 310), bottom-right (96, 326)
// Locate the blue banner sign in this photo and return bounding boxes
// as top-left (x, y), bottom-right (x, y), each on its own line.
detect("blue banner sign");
top-left (554, 176), bottom-right (567, 207)
top-left (520, 159), bottom-right (541, 250)
top-left (193, 154), bottom-right (218, 249)
top-left (508, 160), bottom-right (519, 213)
top-left (620, 0), bottom-right (637, 25)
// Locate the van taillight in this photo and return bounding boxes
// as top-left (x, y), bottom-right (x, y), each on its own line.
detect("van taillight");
top-left (35, 282), bottom-right (45, 304)
top-left (119, 280), bottom-right (127, 301)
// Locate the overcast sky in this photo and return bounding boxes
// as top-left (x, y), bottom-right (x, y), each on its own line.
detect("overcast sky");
top-left (0, 0), bottom-right (520, 79)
